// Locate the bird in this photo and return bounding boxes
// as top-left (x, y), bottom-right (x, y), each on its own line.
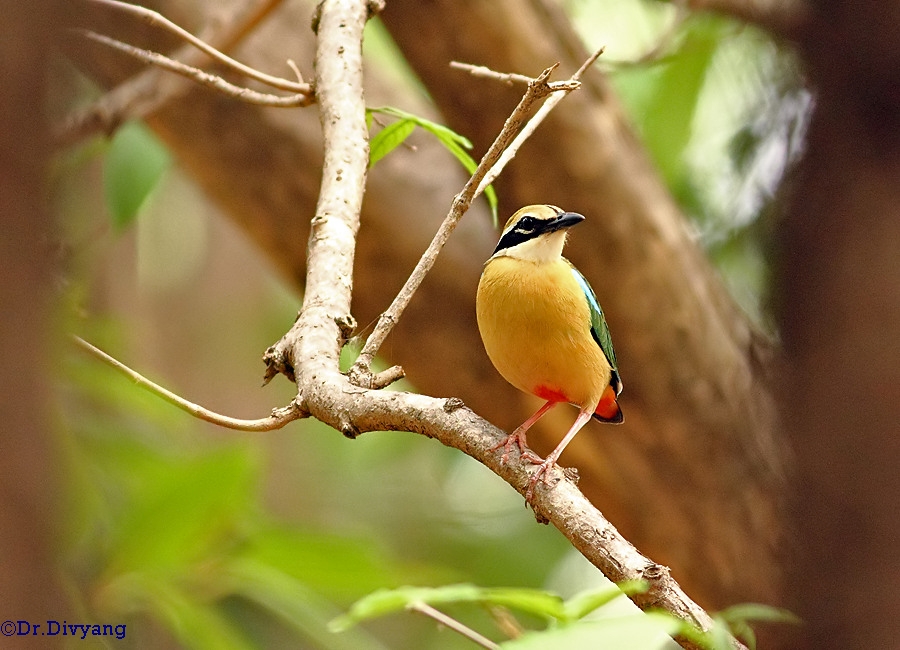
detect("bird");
top-left (476, 204), bottom-right (623, 502)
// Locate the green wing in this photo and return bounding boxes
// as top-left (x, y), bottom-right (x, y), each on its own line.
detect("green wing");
top-left (568, 262), bottom-right (623, 395)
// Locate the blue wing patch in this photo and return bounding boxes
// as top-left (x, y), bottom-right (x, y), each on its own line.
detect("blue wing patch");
top-left (569, 263), bottom-right (623, 396)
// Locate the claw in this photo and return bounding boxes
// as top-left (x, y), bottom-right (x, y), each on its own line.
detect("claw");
top-left (491, 429), bottom-right (545, 466)
top-left (524, 459), bottom-right (557, 502)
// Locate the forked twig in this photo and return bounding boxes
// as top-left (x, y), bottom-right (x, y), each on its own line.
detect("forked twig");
top-left (86, 0), bottom-right (309, 92)
top-left (56, 0), bottom-right (309, 146)
top-left (474, 48), bottom-right (603, 196)
top-left (78, 30), bottom-right (314, 107)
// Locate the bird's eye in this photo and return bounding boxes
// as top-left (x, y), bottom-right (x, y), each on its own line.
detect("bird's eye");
top-left (516, 215), bottom-right (537, 233)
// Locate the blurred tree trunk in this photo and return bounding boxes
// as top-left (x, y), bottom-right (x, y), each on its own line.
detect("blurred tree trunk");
top-left (0, 0), bottom-right (65, 635)
top-left (779, 1), bottom-right (900, 647)
top-left (68, 0), bottom-right (787, 611)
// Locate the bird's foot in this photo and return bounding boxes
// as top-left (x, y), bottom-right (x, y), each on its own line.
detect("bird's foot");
top-left (490, 431), bottom-right (542, 465)
top-left (524, 458), bottom-right (559, 503)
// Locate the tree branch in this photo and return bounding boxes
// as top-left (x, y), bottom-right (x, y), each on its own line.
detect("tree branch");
top-left (75, 30), bottom-right (313, 107)
top-left (55, 0), bottom-right (297, 146)
top-left (473, 49), bottom-right (602, 197)
top-left (85, 0), bottom-right (308, 92)
top-left (74, 336), bottom-right (305, 431)
top-left (261, 0), bottom-right (368, 427)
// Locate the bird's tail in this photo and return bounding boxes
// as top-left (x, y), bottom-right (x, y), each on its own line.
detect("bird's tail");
top-left (593, 385), bottom-right (623, 424)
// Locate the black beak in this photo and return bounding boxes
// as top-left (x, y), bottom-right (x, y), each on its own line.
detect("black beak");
top-left (542, 211), bottom-right (585, 233)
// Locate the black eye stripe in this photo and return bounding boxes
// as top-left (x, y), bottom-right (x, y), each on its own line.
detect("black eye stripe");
top-left (493, 216), bottom-right (546, 254)
top-left (491, 209), bottom-right (583, 256)
top-left (492, 228), bottom-right (532, 255)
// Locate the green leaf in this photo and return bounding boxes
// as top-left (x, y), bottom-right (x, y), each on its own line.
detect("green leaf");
top-left (561, 581), bottom-right (647, 621)
top-left (477, 587), bottom-right (565, 620)
top-left (330, 584), bottom-right (565, 632)
top-left (717, 602), bottom-right (801, 626)
top-left (714, 603), bottom-right (801, 649)
top-left (370, 106), bottom-right (473, 150)
top-left (330, 587), bottom-right (426, 632)
top-left (367, 106), bottom-right (499, 222)
top-left (369, 118), bottom-right (417, 168)
top-left (104, 120), bottom-right (171, 230)
top-left (500, 614), bottom-right (683, 650)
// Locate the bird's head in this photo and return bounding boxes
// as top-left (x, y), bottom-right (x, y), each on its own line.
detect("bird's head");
top-left (489, 204), bottom-right (585, 262)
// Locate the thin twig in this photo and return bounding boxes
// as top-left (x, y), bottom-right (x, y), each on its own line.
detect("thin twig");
top-left (73, 336), bottom-right (305, 431)
top-left (348, 57), bottom-right (596, 384)
top-left (86, 0), bottom-right (308, 92)
top-left (475, 48), bottom-right (603, 196)
top-left (78, 30), bottom-right (314, 107)
top-left (449, 61), bottom-right (579, 89)
top-left (408, 602), bottom-right (500, 650)
top-left (55, 0), bottom-right (298, 146)
top-left (450, 61), bottom-right (534, 85)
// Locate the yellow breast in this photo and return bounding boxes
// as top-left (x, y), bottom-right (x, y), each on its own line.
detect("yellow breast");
top-left (476, 256), bottom-right (612, 409)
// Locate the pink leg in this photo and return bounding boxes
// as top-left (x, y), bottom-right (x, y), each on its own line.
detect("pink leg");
top-left (526, 407), bottom-right (593, 502)
top-left (491, 401), bottom-right (558, 465)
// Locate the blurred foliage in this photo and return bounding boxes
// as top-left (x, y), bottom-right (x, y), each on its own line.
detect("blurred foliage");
top-left (50, 0), bottom-right (809, 647)
top-left (59, 343), bottom-right (401, 649)
top-left (332, 581), bottom-right (797, 649)
top-left (331, 582), bottom-right (646, 631)
top-left (104, 121), bottom-right (171, 230)
top-left (571, 0), bottom-right (809, 326)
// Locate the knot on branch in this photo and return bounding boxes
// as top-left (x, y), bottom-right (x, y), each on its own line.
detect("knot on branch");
top-left (334, 313), bottom-right (357, 344)
top-left (641, 563), bottom-right (674, 605)
top-left (338, 414), bottom-right (361, 439)
top-left (272, 398), bottom-right (309, 420)
top-left (641, 562), bottom-right (670, 582)
top-left (562, 465), bottom-right (580, 485)
top-left (262, 342), bottom-right (295, 385)
top-left (442, 397), bottom-right (465, 413)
